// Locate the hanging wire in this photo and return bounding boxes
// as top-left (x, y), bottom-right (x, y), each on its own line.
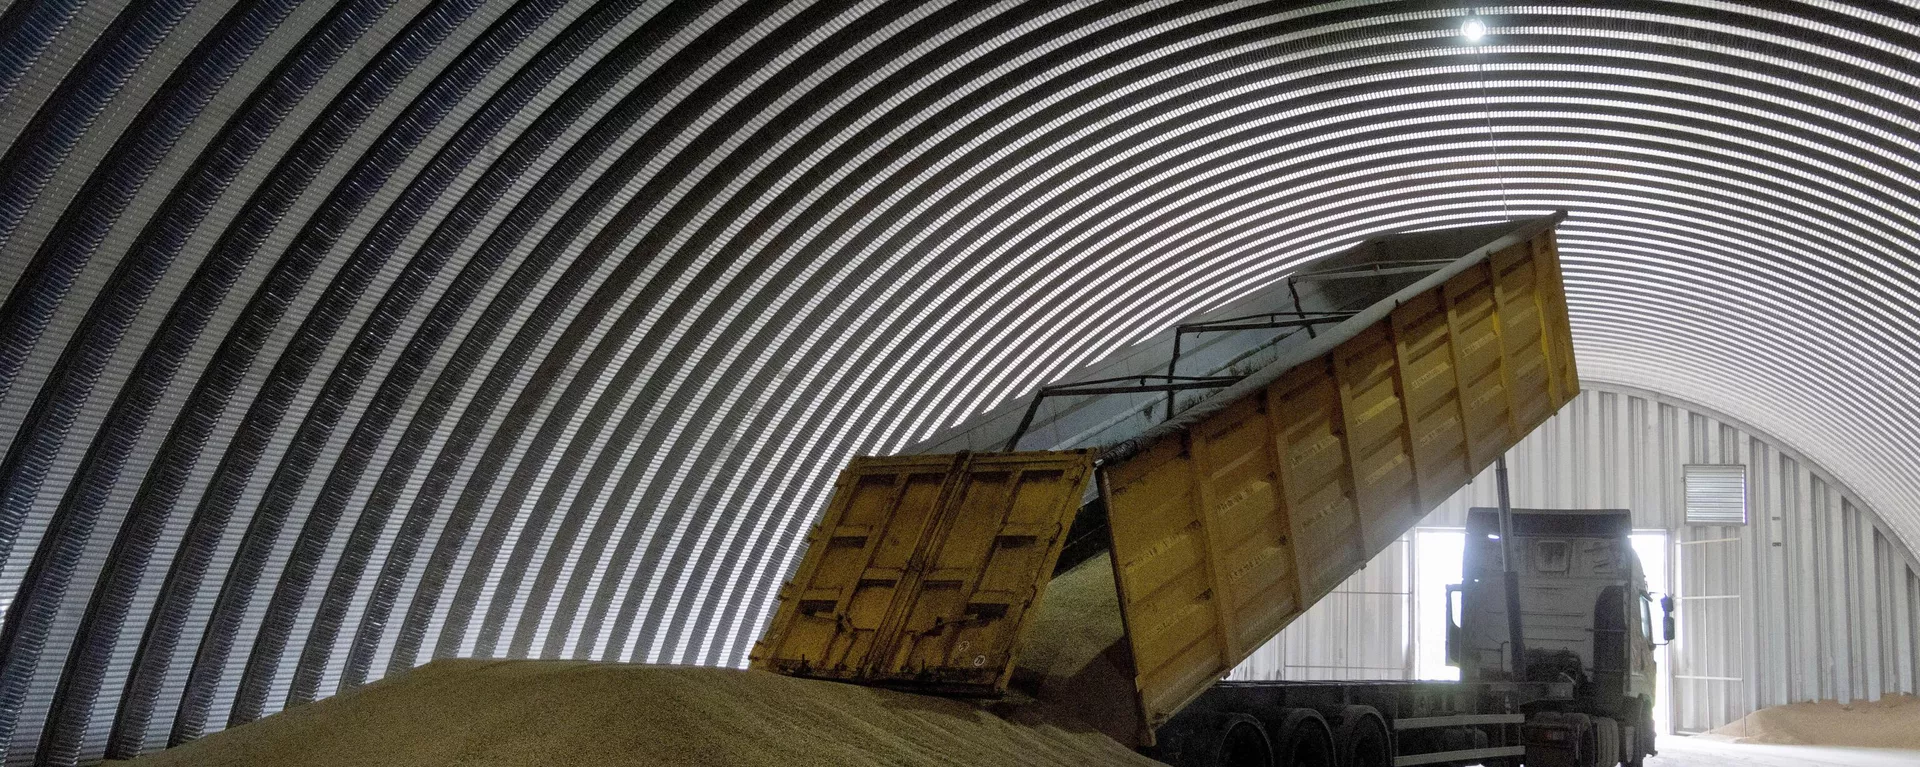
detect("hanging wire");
top-left (1044, 392), bottom-right (1061, 449)
top-left (1469, 12), bottom-right (1512, 218)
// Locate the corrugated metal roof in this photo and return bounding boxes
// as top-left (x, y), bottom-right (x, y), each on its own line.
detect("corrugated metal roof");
top-left (0, 1), bottom-right (1914, 763)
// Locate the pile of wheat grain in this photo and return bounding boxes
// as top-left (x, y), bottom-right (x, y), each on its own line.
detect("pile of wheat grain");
top-left (1705, 694), bottom-right (1920, 749)
top-left (109, 658), bottom-right (1161, 767)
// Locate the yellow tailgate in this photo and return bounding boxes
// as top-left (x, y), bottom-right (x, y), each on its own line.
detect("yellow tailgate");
top-left (1103, 227), bottom-right (1578, 739)
top-left (752, 450), bottom-right (1094, 694)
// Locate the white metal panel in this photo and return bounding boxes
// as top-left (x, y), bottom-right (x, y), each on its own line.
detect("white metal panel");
top-left (1236, 385), bottom-right (1920, 734)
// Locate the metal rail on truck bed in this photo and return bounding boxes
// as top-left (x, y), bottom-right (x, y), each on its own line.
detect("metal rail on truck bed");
top-left (752, 214), bottom-right (1580, 747)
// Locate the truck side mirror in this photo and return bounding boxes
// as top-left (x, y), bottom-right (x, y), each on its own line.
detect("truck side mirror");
top-left (1445, 584), bottom-right (1463, 665)
top-left (1661, 595), bottom-right (1676, 642)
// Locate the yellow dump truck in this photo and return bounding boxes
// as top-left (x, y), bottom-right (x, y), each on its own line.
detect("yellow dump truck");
top-left (752, 214), bottom-right (1660, 767)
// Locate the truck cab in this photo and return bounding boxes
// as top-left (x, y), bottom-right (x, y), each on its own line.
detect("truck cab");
top-left (1450, 508), bottom-right (1671, 766)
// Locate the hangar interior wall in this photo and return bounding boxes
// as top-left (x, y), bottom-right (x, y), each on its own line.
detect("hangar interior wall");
top-left (1230, 385), bottom-right (1920, 734)
top-left (0, 2), bottom-right (1917, 763)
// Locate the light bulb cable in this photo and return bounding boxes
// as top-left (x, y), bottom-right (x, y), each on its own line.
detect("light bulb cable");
top-left (1467, 13), bottom-right (1512, 218)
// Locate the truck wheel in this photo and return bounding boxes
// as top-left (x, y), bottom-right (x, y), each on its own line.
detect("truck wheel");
top-left (1270, 709), bottom-right (1335, 767)
top-left (1618, 712), bottom-right (1654, 767)
top-left (1621, 725), bottom-right (1644, 767)
top-left (1590, 717), bottom-right (1619, 767)
top-left (1331, 706), bottom-right (1390, 767)
top-left (1156, 713), bottom-right (1273, 767)
top-left (1523, 711), bottom-right (1593, 766)
top-left (1218, 715), bottom-right (1274, 767)
top-left (1635, 700), bottom-right (1657, 765)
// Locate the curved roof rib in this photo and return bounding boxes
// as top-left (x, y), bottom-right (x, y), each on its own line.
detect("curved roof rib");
top-left (0, 1), bottom-right (1914, 763)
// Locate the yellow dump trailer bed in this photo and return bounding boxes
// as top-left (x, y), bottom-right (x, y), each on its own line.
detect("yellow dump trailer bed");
top-left (1098, 215), bottom-right (1577, 740)
top-left (753, 214), bottom-right (1578, 747)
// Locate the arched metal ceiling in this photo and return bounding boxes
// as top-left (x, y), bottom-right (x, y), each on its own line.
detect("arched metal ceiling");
top-left (0, 0), bottom-right (1914, 763)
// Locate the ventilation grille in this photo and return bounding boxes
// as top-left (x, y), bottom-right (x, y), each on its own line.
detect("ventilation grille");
top-left (1685, 464), bottom-right (1749, 525)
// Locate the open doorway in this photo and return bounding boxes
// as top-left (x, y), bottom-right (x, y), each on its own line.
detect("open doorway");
top-left (1414, 528), bottom-right (1464, 681)
top-left (1631, 530), bottom-right (1671, 735)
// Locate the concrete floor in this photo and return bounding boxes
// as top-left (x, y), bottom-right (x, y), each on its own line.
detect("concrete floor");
top-left (1648, 736), bottom-right (1920, 766)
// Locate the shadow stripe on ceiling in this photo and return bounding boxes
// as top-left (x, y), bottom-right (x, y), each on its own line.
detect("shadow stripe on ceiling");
top-left (0, 2), bottom-right (1911, 765)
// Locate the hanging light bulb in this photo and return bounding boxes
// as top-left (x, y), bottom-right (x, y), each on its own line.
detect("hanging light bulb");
top-left (1462, 18), bottom-right (1487, 42)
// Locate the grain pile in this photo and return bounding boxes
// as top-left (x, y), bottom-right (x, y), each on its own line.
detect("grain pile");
top-left (1705, 694), bottom-right (1920, 749)
top-left (1012, 552), bottom-right (1143, 745)
top-left (109, 659), bottom-right (1162, 767)
top-left (1016, 552), bottom-right (1126, 681)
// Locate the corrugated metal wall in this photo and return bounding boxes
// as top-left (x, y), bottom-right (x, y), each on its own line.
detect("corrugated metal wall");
top-left (1249, 537), bottom-right (1412, 682)
top-left (1231, 384), bottom-right (1919, 733)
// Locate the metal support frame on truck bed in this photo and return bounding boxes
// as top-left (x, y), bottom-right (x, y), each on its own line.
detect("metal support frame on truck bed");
top-left (1163, 312), bottom-right (1356, 419)
top-left (1005, 376), bottom-right (1242, 452)
top-left (1285, 258), bottom-right (1458, 281)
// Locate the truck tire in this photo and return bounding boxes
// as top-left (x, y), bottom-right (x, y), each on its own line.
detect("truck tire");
top-left (1632, 699), bottom-right (1656, 766)
top-left (1523, 711), bottom-right (1594, 767)
top-left (1621, 725), bottom-right (1643, 767)
top-left (1269, 709), bottom-right (1335, 767)
top-left (1631, 721), bottom-right (1655, 766)
top-left (1152, 712), bottom-right (1274, 767)
top-left (1331, 706), bottom-right (1390, 767)
top-left (1590, 717), bottom-right (1619, 767)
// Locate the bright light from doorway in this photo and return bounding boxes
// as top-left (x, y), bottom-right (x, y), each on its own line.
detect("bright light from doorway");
top-left (1415, 529), bottom-right (1465, 681)
top-left (1632, 531), bottom-right (1671, 735)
